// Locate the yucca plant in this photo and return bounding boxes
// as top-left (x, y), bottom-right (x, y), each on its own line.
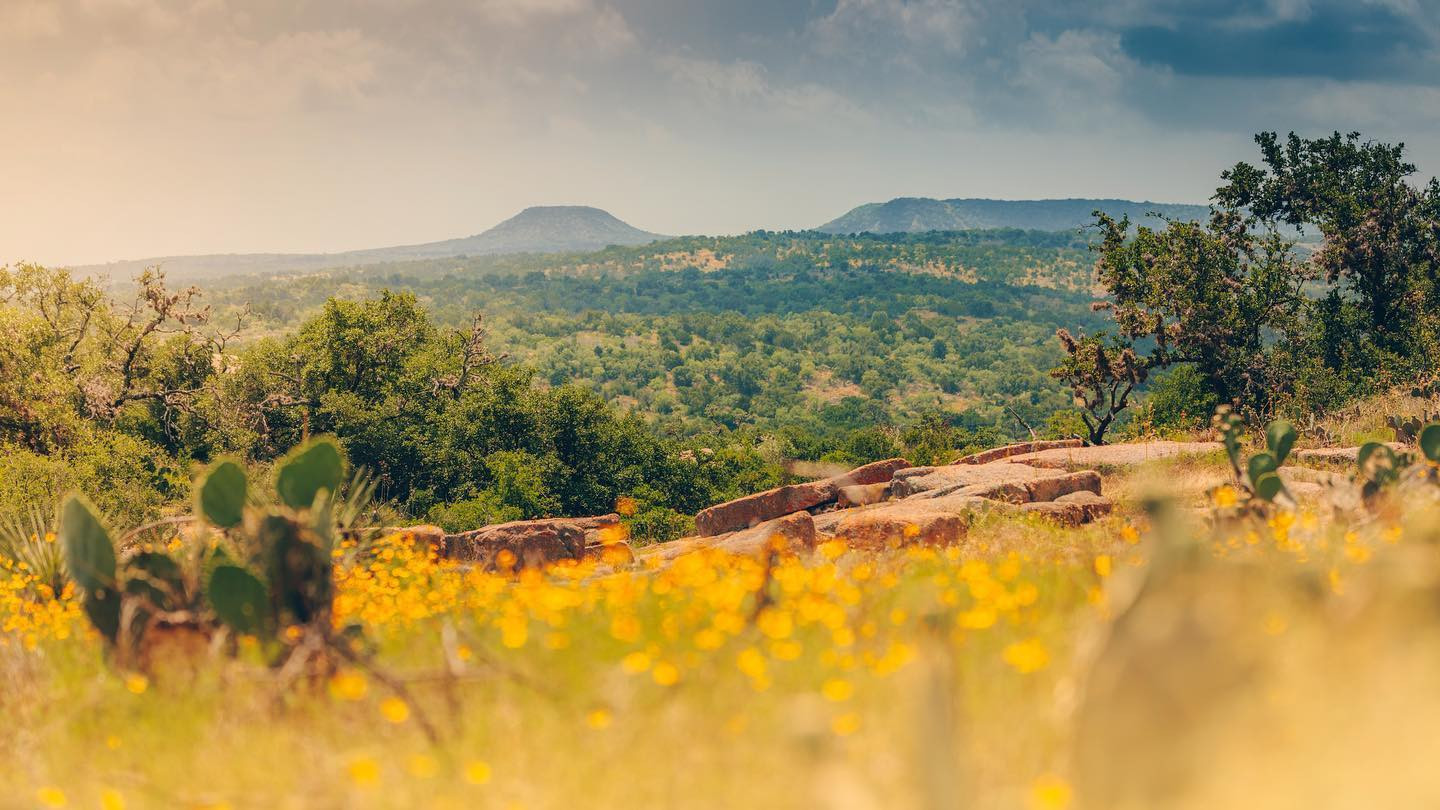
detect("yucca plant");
top-left (0, 504), bottom-right (68, 595)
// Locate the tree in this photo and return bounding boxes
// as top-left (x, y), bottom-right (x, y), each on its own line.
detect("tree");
top-left (1050, 329), bottom-right (1148, 445)
top-left (1215, 131), bottom-right (1440, 367)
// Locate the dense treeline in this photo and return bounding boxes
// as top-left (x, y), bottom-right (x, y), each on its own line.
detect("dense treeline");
top-left (3, 228), bottom-right (1107, 541)
top-left (209, 234), bottom-right (1104, 439)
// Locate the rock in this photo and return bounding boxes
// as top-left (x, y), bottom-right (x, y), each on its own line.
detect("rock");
top-left (1021, 491), bottom-right (1113, 526)
top-left (891, 462), bottom-right (1060, 499)
top-left (891, 462), bottom-right (1094, 502)
top-left (831, 502), bottom-right (968, 551)
top-left (636, 513), bottom-right (816, 564)
top-left (1292, 443), bottom-right (1406, 463)
top-left (830, 457), bottom-right (911, 487)
top-left (953, 439), bottom-right (1084, 465)
top-left (1277, 466), bottom-right (1348, 486)
top-left (635, 537), bottom-right (713, 564)
top-left (444, 514), bottom-right (622, 569)
top-left (388, 524), bottom-right (446, 549)
top-left (1018, 500), bottom-right (1089, 526)
top-left (715, 512), bottom-right (816, 557)
top-left (1055, 490), bottom-right (1114, 521)
top-left (1007, 441), bottom-right (1223, 469)
top-left (693, 459), bottom-right (911, 536)
top-left (1026, 470), bottom-right (1102, 503)
top-left (837, 482), bottom-right (890, 508)
top-left (695, 479), bottom-right (837, 536)
top-left (812, 510), bottom-right (852, 536)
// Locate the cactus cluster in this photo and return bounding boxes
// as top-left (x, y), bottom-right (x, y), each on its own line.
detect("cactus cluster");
top-left (60, 437), bottom-right (349, 663)
top-left (1214, 406), bottom-right (1296, 507)
top-left (1358, 423), bottom-right (1440, 500)
top-left (1388, 411), bottom-right (1439, 444)
top-left (1300, 414), bottom-right (1337, 447)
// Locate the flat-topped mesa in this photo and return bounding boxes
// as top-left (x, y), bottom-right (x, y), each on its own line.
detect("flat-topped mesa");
top-left (443, 514), bottom-right (623, 570)
top-left (694, 458), bottom-right (909, 537)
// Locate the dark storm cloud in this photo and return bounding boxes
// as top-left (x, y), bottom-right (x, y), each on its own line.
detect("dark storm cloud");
top-left (1121, 2), bottom-right (1435, 81)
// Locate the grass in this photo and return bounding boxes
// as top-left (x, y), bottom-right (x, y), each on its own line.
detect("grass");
top-left (4, 461), bottom-right (1440, 809)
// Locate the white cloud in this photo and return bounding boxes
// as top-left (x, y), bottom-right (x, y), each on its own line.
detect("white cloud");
top-left (811, 0), bottom-right (984, 56)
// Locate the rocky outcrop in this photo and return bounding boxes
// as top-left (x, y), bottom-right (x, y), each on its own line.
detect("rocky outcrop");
top-left (831, 457), bottom-right (911, 487)
top-left (695, 480), bottom-right (838, 537)
top-left (953, 439), bottom-right (1084, 465)
top-left (715, 512), bottom-right (816, 557)
top-left (831, 501), bottom-right (970, 551)
top-left (891, 462), bottom-right (1071, 499)
top-left (1006, 441), bottom-right (1221, 469)
top-left (444, 514), bottom-right (622, 569)
top-left (1019, 490), bottom-right (1114, 526)
top-left (694, 458), bottom-right (910, 536)
top-left (637, 512), bottom-right (815, 563)
top-left (384, 525), bottom-right (446, 549)
top-left (1292, 443), bottom-right (1406, 463)
top-left (837, 482), bottom-right (890, 508)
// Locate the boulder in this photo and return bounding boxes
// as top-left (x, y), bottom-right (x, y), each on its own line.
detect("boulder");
top-left (830, 457), bottom-right (910, 487)
top-left (636, 513), bottom-right (816, 564)
top-left (1018, 501), bottom-right (1090, 527)
top-left (378, 524), bottom-right (446, 550)
top-left (831, 504), bottom-right (968, 551)
top-left (837, 482), bottom-right (890, 508)
top-left (444, 514), bottom-right (622, 570)
top-left (1020, 491), bottom-right (1113, 526)
top-left (891, 462), bottom-right (1069, 499)
top-left (953, 439), bottom-right (1084, 465)
top-left (1006, 441), bottom-right (1222, 469)
top-left (1026, 470), bottom-right (1102, 503)
top-left (1292, 443), bottom-right (1407, 463)
top-left (695, 479), bottom-right (837, 536)
top-left (828, 493), bottom-right (997, 550)
top-left (1055, 490), bottom-right (1114, 521)
top-left (635, 537), bottom-right (713, 564)
top-left (715, 512), bottom-right (816, 557)
top-left (693, 458), bottom-right (911, 536)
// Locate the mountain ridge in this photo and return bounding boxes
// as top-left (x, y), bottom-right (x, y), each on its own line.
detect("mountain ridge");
top-left (817, 197), bottom-right (1211, 234)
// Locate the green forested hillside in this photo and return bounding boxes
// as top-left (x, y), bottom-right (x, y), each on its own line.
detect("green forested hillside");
top-left (209, 229), bottom-right (1104, 439)
top-left (818, 197), bottom-right (1210, 234)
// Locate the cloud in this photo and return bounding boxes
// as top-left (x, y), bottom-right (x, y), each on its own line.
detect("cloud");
top-left (1119, 1), bottom-right (1437, 81)
top-left (3, 0), bottom-right (1439, 265)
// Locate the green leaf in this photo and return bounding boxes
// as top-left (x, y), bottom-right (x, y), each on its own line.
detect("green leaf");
top-left (276, 438), bottom-right (345, 510)
top-left (198, 459), bottom-right (248, 529)
top-left (124, 551), bottom-right (185, 612)
top-left (1247, 452), bottom-right (1278, 490)
top-left (82, 590), bottom-right (120, 643)
top-left (59, 495), bottom-right (116, 593)
top-left (1421, 423), bottom-right (1440, 463)
top-left (1357, 442), bottom-right (1393, 475)
top-left (1266, 420), bottom-right (1297, 465)
top-left (207, 564), bottom-right (271, 637)
top-left (1253, 471), bottom-right (1285, 502)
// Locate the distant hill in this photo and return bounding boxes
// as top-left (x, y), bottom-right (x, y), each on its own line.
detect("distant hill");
top-left (817, 197), bottom-right (1210, 235)
top-left (77, 205), bottom-right (666, 281)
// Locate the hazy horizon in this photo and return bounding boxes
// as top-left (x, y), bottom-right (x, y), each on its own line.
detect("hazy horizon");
top-left (4, 0), bottom-right (1438, 266)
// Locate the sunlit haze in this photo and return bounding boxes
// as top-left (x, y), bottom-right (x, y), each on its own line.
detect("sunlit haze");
top-left (3, 0), bottom-right (1438, 264)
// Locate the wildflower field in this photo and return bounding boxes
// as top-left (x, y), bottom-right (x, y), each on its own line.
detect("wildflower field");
top-left (5, 453), bottom-right (1440, 810)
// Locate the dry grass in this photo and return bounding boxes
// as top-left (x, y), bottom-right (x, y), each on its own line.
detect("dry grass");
top-left (6, 464), bottom-right (1440, 809)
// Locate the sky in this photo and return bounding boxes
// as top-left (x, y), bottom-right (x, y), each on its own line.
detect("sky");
top-left (3, 0), bottom-right (1439, 265)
